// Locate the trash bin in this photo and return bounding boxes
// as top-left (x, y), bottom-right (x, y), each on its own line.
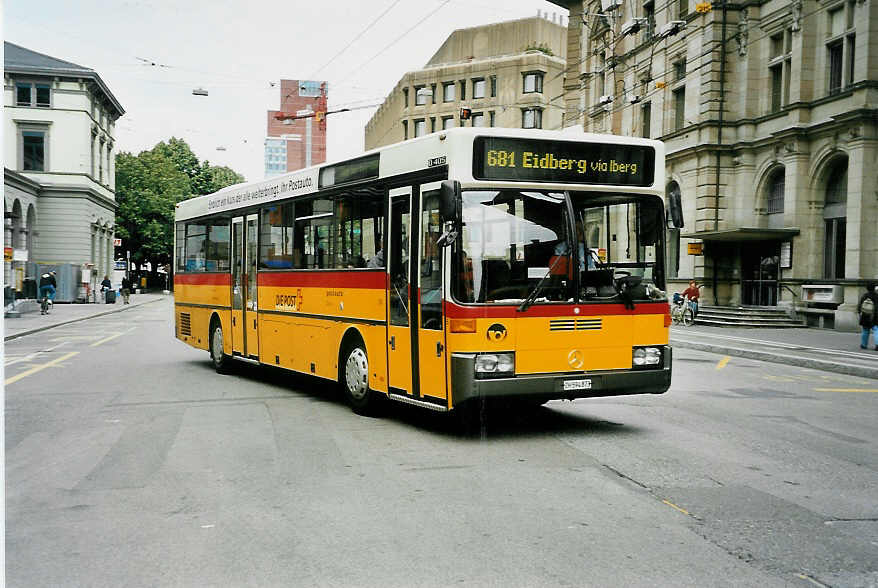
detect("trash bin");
top-left (105, 290), bottom-right (116, 304)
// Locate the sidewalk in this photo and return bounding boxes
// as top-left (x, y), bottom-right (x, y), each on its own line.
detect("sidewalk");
top-left (671, 324), bottom-right (878, 380)
top-left (4, 292), bottom-right (168, 341)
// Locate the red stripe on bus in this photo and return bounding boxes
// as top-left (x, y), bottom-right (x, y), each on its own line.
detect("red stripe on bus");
top-left (258, 270), bottom-right (386, 289)
top-left (443, 300), bottom-right (669, 318)
top-left (174, 273), bottom-right (232, 286)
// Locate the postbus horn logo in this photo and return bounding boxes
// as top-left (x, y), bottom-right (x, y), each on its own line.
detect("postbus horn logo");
top-left (487, 323), bottom-right (507, 341)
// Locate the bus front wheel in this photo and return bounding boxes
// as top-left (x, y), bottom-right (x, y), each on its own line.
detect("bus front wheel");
top-left (210, 320), bottom-right (230, 374)
top-left (341, 344), bottom-right (379, 415)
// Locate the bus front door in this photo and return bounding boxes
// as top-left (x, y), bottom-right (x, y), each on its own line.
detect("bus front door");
top-left (387, 189), bottom-right (412, 396)
top-left (231, 217), bottom-right (244, 355)
top-left (244, 213), bottom-right (259, 359)
top-left (415, 184), bottom-right (447, 405)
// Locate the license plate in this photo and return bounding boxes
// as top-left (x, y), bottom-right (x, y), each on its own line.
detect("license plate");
top-left (563, 379), bottom-right (592, 391)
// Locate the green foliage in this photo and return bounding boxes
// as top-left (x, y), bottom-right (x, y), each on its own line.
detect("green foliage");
top-left (114, 138), bottom-right (245, 270)
top-left (523, 42), bottom-right (554, 56)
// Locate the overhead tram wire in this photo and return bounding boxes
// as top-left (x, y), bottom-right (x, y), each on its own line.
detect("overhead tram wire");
top-left (338, 0), bottom-right (452, 83)
top-left (308, 0), bottom-right (403, 80)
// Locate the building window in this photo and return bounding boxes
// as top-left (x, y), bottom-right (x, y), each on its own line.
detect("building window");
top-left (490, 76), bottom-right (497, 97)
top-left (522, 108), bottom-right (542, 129)
top-left (441, 116), bottom-right (454, 130)
top-left (403, 87), bottom-right (409, 108)
top-left (767, 169), bottom-right (785, 214)
top-left (673, 60), bottom-right (686, 82)
top-left (21, 129), bottom-right (47, 171)
top-left (459, 80), bottom-right (466, 101)
top-left (846, 34), bottom-right (856, 87)
top-left (672, 87), bottom-right (686, 131)
top-left (823, 159), bottom-right (847, 279)
top-left (414, 119), bottom-right (426, 137)
top-left (641, 102), bottom-right (651, 138)
top-left (402, 120), bottom-right (408, 140)
top-left (471, 112), bottom-right (485, 127)
top-left (442, 82), bottom-right (456, 102)
top-left (828, 41), bottom-right (843, 95)
top-left (15, 82), bottom-right (51, 108)
top-left (523, 72), bottom-right (544, 94)
top-left (431, 83), bottom-right (437, 104)
top-left (770, 65), bottom-right (783, 112)
top-left (472, 78), bottom-right (486, 99)
top-left (489, 111), bottom-right (495, 127)
top-left (678, 0), bottom-right (688, 17)
top-left (414, 85), bottom-right (427, 106)
top-left (643, 1), bottom-right (655, 42)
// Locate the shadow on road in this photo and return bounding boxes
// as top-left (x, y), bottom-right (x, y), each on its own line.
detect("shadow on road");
top-left (191, 358), bottom-right (646, 441)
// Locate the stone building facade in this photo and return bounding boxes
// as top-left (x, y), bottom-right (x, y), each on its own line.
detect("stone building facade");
top-left (4, 42), bottom-right (124, 301)
top-left (550, 0), bottom-right (877, 329)
top-left (365, 16), bottom-right (568, 150)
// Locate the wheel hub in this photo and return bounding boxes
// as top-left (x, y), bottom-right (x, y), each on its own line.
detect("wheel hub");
top-left (345, 348), bottom-right (369, 400)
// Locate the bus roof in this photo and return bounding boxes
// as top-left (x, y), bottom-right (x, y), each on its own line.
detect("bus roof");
top-left (175, 127), bottom-right (664, 222)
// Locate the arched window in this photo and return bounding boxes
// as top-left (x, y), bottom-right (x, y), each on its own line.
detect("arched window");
top-left (766, 168), bottom-right (785, 214)
top-left (823, 158), bottom-right (848, 279)
top-left (665, 181), bottom-right (681, 278)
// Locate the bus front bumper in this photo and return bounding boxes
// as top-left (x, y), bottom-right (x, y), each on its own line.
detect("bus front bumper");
top-left (450, 347), bottom-right (672, 406)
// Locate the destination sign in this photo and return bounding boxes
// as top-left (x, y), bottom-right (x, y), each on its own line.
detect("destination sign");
top-left (473, 137), bottom-right (655, 186)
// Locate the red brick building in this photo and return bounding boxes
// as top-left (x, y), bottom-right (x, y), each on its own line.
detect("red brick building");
top-left (265, 80), bottom-right (327, 177)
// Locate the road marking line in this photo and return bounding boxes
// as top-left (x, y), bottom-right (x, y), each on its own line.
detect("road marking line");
top-left (814, 388), bottom-right (878, 393)
top-left (89, 327), bottom-right (136, 347)
top-left (716, 356), bottom-right (730, 370)
top-left (662, 499), bottom-right (690, 516)
top-left (5, 351), bottom-right (79, 385)
top-left (796, 573), bottom-right (829, 587)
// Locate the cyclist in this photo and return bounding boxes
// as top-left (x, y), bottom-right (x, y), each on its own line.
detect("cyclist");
top-left (38, 271), bottom-right (57, 313)
top-left (680, 280), bottom-right (700, 317)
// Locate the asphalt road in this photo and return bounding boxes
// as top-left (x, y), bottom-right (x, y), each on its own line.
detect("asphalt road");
top-left (5, 298), bottom-right (877, 587)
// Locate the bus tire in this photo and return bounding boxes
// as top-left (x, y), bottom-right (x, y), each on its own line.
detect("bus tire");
top-left (210, 318), bottom-right (231, 374)
top-left (340, 342), bottom-right (379, 415)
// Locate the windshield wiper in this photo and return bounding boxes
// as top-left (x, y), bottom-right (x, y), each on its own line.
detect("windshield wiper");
top-left (518, 247), bottom-right (567, 312)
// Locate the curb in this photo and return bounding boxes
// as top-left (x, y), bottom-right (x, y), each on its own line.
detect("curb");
top-left (671, 339), bottom-right (878, 380)
top-left (4, 297), bottom-right (165, 342)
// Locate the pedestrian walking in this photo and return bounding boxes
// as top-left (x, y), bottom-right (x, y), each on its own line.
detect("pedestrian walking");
top-left (856, 281), bottom-right (878, 350)
top-left (100, 275), bottom-right (113, 303)
top-left (121, 275), bottom-right (131, 304)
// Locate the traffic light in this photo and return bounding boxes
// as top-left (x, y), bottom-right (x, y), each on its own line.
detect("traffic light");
top-left (460, 107), bottom-right (472, 120)
top-left (695, 2), bottom-right (712, 12)
top-left (655, 81), bottom-right (667, 89)
top-left (315, 111), bottom-right (325, 122)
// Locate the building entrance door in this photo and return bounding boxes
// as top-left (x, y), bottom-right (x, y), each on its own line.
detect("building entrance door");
top-left (741, 243), bottom-right (779, 306)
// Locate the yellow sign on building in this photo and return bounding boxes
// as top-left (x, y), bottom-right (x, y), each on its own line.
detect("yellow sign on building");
top-left (687, 242), bottom-right (704, 255)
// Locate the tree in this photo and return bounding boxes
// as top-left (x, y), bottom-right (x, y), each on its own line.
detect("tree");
top-left (114, 139), bottom-right (245, 273)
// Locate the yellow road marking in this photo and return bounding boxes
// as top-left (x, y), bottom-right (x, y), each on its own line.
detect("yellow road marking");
top-left (5, 351), bottom-right (79, 385)
top-left (814, 388), bottom-right (878, 393)
top-left (716, 356), bottom-right (730, 370)
top-left (662, 499), bottom-right (690, 516)
top-left (89, 327), bottom-right (136, 348)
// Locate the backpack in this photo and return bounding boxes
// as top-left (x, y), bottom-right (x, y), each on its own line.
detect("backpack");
top-left (862, 296), bottom-right (875, 319)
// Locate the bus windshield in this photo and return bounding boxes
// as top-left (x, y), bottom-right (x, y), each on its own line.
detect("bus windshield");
top-left (452, 190), bottom-right (666, 305)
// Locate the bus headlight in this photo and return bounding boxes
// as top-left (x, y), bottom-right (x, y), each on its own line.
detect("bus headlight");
top-left (632, 346), bottom-right (662, 368)
top-left (475, 353), bottom-right (514, 378)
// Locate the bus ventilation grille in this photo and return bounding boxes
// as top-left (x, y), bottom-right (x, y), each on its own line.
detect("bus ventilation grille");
top-left (549, 318), bottom-right (602, 331)
top-left (179, 313), bottom-right (192, 336)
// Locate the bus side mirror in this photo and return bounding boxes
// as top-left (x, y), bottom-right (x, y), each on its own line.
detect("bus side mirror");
top-left (667, 187), bottom-right (684, 228)
top-left (440, 180), bottom-right (460, 223)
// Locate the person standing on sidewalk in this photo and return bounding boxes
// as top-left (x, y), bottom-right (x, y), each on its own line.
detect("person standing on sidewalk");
top-left (857, 281), bottom-right (878, 350)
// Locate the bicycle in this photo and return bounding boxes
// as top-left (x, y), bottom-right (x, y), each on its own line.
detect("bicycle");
top-left (670, 292), bottom-right (694, 326)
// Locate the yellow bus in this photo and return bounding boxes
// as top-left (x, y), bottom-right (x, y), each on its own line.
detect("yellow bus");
top-left (174, 127), bottom-right (681, 415)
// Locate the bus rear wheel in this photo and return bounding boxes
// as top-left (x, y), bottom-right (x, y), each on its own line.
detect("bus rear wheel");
top-left (341, 344), bottom-right (380, 415)
top-left (210, 320), bottom-right (230, 373)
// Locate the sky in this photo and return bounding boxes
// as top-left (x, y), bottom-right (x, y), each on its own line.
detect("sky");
top-left (5, 0), bottom-right (569, 183)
